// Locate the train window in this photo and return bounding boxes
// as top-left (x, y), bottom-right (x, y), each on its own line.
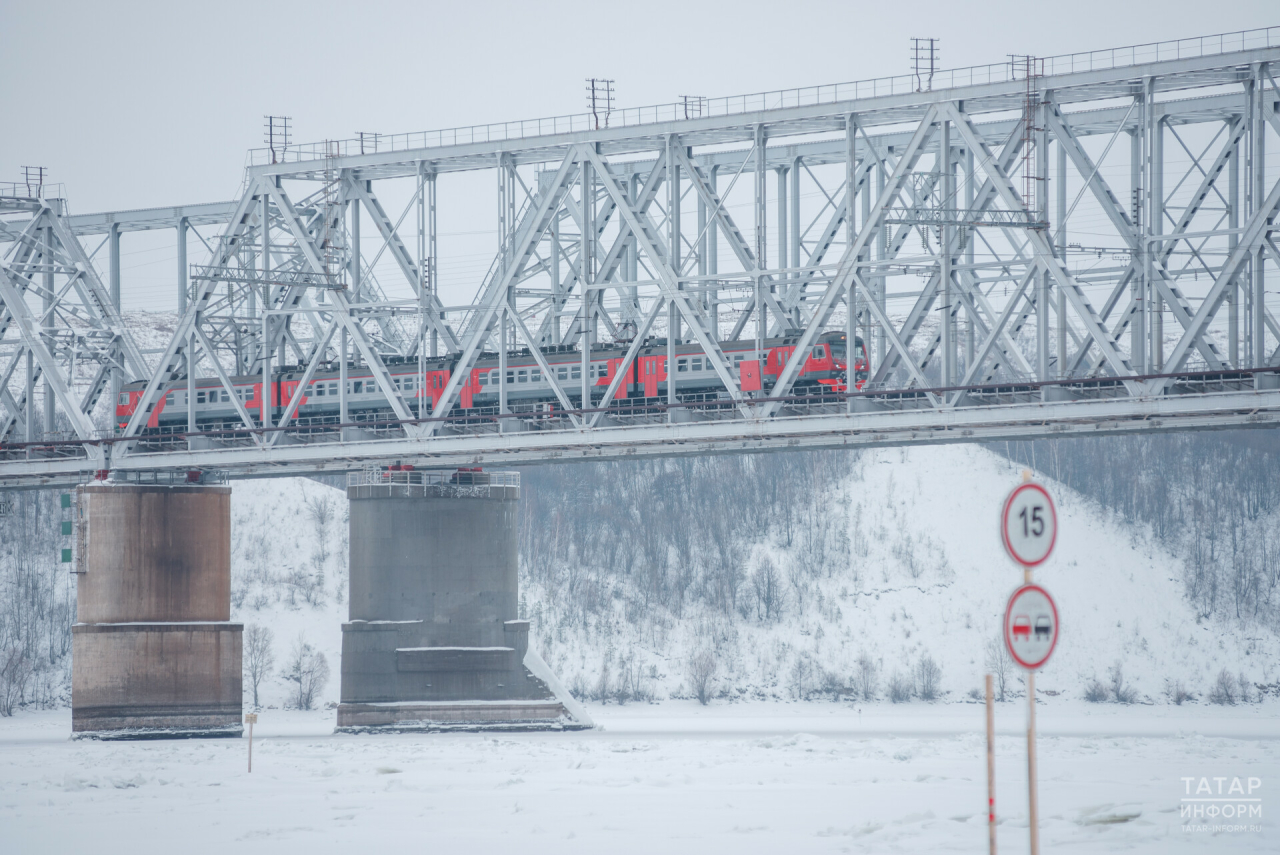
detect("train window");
top-left (557, 366), bottom-right (568, 381)
top-left (326, 383), bottom-right (336, 396)
top-left (531, 369), bottom-right (541, 383)
top-left (314, 382), bottom-right (325, 396)
top-left (165, 393), bottom-right (174, 405)
top-left (517, 369), bottom-right (528, 383)
top-left (571, 365), bottom-right (581, 380)
top-left (478, 373), bottom-right (487, 386)
top-left (219, 391), bottom-right (228, 403)
top-left (812, 345), bottom-right (826, 359)
top-left (598, 363), bottom-right (608, 378)
top-left (733, 353), bottom-right (743, 364)
top-left (676, 358), bottom-right (688, 373)
top-left (487, 370), bottom-right (497, 385)
top-left (196, 391), bottom-right (206, 404)
top-left (691, 357), bottom-right (702, 371)
top-left (506, 370), bottom-right (515, 385)
top-left (405, 376), bottom-right (416, 391)
top-left (351, 381), bottom-right (363, 394)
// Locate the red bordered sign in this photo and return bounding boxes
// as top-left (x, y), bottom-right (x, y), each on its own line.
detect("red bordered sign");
top-left (1003, 583), bottom-right (1059, 670)
top-left (1000, 482), bottom-right (1057, 568)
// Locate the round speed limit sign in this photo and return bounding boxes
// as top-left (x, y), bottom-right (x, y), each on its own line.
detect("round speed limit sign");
top-left (1000, 482), bottom-right (1057, 567)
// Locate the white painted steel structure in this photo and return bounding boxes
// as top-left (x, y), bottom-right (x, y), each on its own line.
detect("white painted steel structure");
top-left (1, 27), bottom-right (1278, 487)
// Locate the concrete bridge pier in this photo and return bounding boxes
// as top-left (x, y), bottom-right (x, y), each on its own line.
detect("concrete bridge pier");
top-left (337, 469), bottom-right (590, 732)
top-left (71, 482), bottom-right (242, 738)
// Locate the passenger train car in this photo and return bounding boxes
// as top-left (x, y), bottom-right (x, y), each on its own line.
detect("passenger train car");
top-left (117, 332), bottom-right (868, 432)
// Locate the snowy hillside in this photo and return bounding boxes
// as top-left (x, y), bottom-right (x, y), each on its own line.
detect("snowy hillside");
top-left (227, 444), bottom-right (1280, 712)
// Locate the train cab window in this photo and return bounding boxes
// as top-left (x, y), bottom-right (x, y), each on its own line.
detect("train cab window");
top-left (676, 358), bottom-right (688, 373)
top-left (118, 393), bottom-right (129, 406)
top-left (517, 369), bottom-right (528, 383)
top-left (830, 339), bottom-right (847, 360)
top-left (691, 357), bottom-right (702, 371)
top-left (812, 345), bottom-right (826, 359)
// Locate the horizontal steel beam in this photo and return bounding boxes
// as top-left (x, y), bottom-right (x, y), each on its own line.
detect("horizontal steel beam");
top-left (2, 387), bottom-right (1277, 487)
top-left (247, 47), bottom-right (1280, 180)
top-left (62, 201), bottom-right (239, 236)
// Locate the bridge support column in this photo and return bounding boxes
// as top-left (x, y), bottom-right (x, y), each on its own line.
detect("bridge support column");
top-left (337, 471), bottom-right (590, 732)
top-left (71, 484), bottom-right (242, 738)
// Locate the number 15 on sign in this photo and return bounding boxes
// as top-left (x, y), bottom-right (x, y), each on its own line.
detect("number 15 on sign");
top-left (1000, 482), bottom-right (1057, 568)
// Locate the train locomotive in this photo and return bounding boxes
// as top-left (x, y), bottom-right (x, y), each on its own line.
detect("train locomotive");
top-left (117, 331), bottom-right (868, 433)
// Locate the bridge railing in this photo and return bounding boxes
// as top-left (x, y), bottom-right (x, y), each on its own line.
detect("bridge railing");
top-left (246, 26), bottom-right (1280, 167)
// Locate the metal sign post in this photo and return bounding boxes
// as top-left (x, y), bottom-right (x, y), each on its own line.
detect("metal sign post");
top-left (999, 473), bottom-right (1059, 855)
top-left (244, 712), bottom-right (258, 772)
top-left (985, 673), bottom-right (997, 855)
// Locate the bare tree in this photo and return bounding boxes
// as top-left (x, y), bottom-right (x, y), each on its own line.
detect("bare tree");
top-left (686, 649), bottom-right (717, 705)
top-left (751, 556), bottom-right (784, 622)
top-left (283, 634), bottom-right (330, 710)
top-left (243, 625), bottom-right (275, 708)
top-left (984, 636), bottom-right (1012, 702)
top-left (855, 650), bottom-right (878, 701)
top-left (0, 647), bottom-right (33, 717)
top-left (915, 653), bottom-right (942, 700)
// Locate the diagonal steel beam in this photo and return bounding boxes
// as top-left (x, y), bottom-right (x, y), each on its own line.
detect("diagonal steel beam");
top-left (941, 102), bottom-right (1140, 392)
top-left (584, 146), bottom-right (752, 413)
top-left (426, 149), bottom-right (582, 434)
top-left (762, 107), bottom-right (940, 416)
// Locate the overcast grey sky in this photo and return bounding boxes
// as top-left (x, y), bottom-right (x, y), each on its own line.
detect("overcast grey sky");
top-left (3, 0), bottom-right (1275, 213)
top-left (2, 1), bottom-right (1275, 310)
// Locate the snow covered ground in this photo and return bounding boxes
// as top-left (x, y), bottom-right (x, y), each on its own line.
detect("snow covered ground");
top-left (1, 702), bottom-right (1276, 853)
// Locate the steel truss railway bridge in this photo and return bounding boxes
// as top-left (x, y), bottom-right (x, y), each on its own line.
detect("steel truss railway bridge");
top-left (1, 27), bottom-right (1279, 487)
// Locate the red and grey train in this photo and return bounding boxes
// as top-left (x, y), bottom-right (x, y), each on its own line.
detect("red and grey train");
top-left (117, 331), bottom-right (868, 432)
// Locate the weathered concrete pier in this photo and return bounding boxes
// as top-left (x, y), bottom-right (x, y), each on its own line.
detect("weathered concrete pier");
top-left (337, 469), bottom-right (588, 731)
top-left (71, 481), bottom-right (242, 738)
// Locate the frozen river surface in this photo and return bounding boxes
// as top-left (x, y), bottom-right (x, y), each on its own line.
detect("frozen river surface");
top-left (2, 701), bottom-right (1277, 854)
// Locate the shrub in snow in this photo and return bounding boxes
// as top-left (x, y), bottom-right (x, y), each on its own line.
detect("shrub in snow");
top-left (1084, 678), bottom-right (1110, 703)
top-left (887, 671), bottom-right (912, 703)
top-left (855, 651), bottom-right (878, 701)
top-left (915, 654), bottom-right (941, 701)
top-left (1238, 672), bottom-right (1252, 704)
top-left (1109, 661), bottom-right (1137, 704)
top-left (1209, 669), bottom-right (1238, 705)
top-left (0, 647), bottom-right (33, 716)
top-left (243, 625), bottom-right (275, 709)
top-left (687, 649), bottom-right (717, 705)
top-left (1164, 679), bottom-right (1193, 705)
top-left (984, 636), bottom-right (1012, 702)
top-left (283, 635), bottom-right (330, 710)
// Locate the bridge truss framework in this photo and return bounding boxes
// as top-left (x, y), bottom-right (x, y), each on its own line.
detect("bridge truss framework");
top-left (1, 27), bottom-right (1279, 486)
